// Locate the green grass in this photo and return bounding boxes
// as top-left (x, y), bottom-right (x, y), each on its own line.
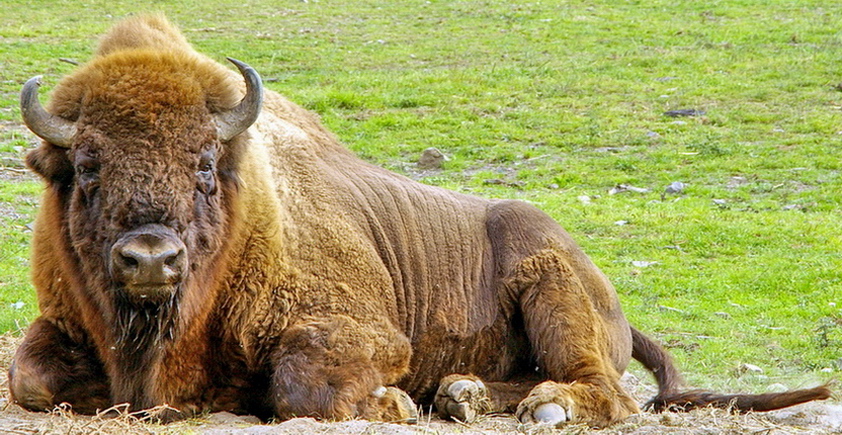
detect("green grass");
top-left (1, 0), bottom-right (840, 394)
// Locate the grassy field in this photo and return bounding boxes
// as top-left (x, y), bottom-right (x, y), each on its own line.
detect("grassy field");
top-left (0, 0), bottom-right (839, 397)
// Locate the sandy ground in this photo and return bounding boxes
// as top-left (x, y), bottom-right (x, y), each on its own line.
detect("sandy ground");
top-left (0, 334), bottom-right (838, 435)
top-left (1, 393), bottom-right (839, 435)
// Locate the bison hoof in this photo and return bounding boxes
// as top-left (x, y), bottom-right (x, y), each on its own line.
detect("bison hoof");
top-left (533, 403), bottom-right (568, 425)
top-left (517, 401), bottom-right (572, 427)
top-left (435, 375), bottom-right (492, 424)
top-left (516, 398), bottom-right (573, 427)
top-left (372, 386), bottom-right (418, 424)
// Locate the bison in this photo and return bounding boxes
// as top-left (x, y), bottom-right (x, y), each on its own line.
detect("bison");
top-left (10, 14), bottom-right (830, 427)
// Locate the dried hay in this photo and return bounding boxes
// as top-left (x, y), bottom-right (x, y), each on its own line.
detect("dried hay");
top-left (0, 331), bottom-right (837, 435)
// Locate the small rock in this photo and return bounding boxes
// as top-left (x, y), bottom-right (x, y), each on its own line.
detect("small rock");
top-left (417, 147), bottom-right (449, 169)
top-left (713, 311), bottom-right (731, 319)
top-left (593, 146), bottom-right (628, 153)
top-left (658, 305), bottom-right (686, 315)
top-left (646, 131), bottom-right (661, 138)
top-left (632, 260), bottom-right (658, 268)
top-left (609, 184), bottom-right (650, 195)
top-left (661, 181), bottom-right (686, 200)
top-left (207, 411), bottom-right (262, 425)
top-left (738, 363), bottom-right (764, 374)
top-left (728, 176), bottom-right (747, 188)
top-left (664, 109), bottom-right (706, 117)
top-left (577, 195), bottom-right (591, 204)
top-left (547, 183), bottom-right (559, 189)
top-left (664, 181), bottom-right (685, 194)
top-left (614, 220), bottom-right (629, 226)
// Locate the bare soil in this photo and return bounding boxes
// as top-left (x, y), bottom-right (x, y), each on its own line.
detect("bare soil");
top-left (0, 334), bottom-right (838, 435)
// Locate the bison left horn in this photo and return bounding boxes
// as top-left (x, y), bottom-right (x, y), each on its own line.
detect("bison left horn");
top-left (20, 76), bottom-right (77, 148)
top-left (215, 58), bottom-right (264, 141)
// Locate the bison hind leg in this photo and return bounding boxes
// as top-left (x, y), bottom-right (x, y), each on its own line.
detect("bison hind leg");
top-left (511, 250), bottom-right (640, 427)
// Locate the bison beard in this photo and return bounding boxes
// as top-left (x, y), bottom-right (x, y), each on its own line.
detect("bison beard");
top-left (9, 13), bottom-right (832, 428)
top-left (111, 294), bottom-right (179, 401)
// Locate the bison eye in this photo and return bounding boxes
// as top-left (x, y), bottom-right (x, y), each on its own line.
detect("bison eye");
top-left (75, 158), bottom-right (99, 175)
top-left (197, 150), bottom-right (215, 174)
top-left (74, 156), bottom-right (100, 193)
top-left (78, 166), bottom-right (98, 175)
top-left (196, 151), bottom-right (216, 195)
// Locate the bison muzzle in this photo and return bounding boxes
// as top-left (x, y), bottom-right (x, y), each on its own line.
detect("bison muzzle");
top-left (110, 224), bottom-right (187, 302)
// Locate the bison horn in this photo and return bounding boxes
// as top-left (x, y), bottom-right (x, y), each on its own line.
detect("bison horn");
top-left (20, 76), bottom-right (77, 148)
top-left (215, 58), bottom-right (264, 141)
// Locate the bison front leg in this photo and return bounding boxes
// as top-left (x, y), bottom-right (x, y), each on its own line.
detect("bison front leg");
top-left (9, 317), bottom-right (110, 414)
top-left (270, 315), bottom-right (417, 423)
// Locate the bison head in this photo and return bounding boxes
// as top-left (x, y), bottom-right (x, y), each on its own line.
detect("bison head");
top-left (22, 52), bottom-right (262, 338)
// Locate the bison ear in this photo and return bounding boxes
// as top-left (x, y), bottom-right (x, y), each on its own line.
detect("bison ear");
top-left (26, 144), bottom-right (74, 185)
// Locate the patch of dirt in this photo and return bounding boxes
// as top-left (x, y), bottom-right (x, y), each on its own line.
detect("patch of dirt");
top-left (0, 122), bottom-right (37, 185)
top-left (0, 338), bottom-right (838, 435)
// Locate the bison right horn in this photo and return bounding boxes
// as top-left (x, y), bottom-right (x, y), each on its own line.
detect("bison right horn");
top-left (215, 58), bottom-right (264, 142)
top-left (20, 76), bottom-right (77, 148)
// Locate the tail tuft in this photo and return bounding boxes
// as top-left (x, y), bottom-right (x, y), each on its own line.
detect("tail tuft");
top-left (644, 385), bottom-right (832, 413)
top-left (631, 326), bottom-right (833, 414)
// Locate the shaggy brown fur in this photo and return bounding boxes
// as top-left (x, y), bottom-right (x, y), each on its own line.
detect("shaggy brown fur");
top-left (10, 14), bottom-right (831, 428)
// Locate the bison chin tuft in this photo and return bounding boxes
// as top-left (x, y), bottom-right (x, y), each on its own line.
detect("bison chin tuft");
top-left (109, 224), bottom-right (188, 305)
top-left (115, 284), bottom-right (180, 306)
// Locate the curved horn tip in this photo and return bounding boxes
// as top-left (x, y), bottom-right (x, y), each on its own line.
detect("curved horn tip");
top-left (215, 58), bottom-right (264, 142)
top-left (25, 76), bottom-right (44, 87)
top-left (226, 57), bottom-right (249, 70)
top-left (21, 76), bottom-right (45, 109)
top-left (226, 58), bottom-right (262, 85)
top-left (20, 75), bottom-right (76, 148)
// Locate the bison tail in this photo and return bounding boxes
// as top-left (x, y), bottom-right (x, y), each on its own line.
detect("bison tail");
top-left (630, 326), bottom-right (684, 397)
top-left (644, 385), bottom-right (832, 413)
top-left (630, 326), bottom-right (833, 413)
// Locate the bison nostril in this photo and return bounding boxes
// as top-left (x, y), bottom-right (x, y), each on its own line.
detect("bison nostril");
top-left (164, 251), bottom-right (181, 268)
top-left (121, 254), bottom-right (139, 268)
